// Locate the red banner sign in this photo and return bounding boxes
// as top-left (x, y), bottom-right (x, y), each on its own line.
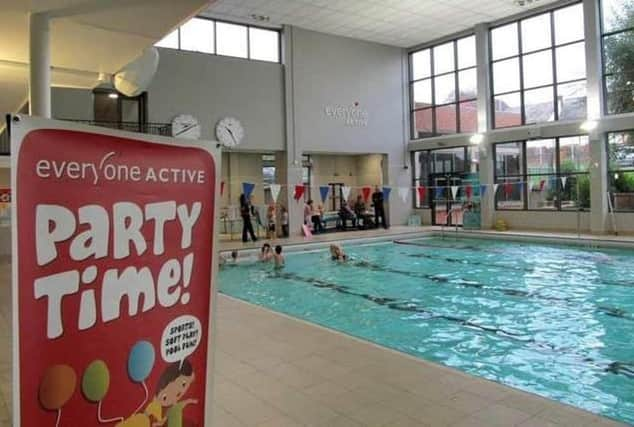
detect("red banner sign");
top-left (12, 117), bottom-right (219, 427)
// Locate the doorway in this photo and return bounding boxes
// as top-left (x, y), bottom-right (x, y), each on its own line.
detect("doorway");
top-left (431, 173), bottom-right (464, 226)
top-left (93, 89), bottom-right (147, 132)
top-left (328, 183), bottom-right (344, 212)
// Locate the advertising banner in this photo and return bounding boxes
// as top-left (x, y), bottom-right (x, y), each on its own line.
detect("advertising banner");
top-left (11, 116), bottom-right (220, 427)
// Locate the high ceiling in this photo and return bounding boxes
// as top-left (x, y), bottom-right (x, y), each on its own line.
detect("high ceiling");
top-left (0, 0), bottom-right (211, 116)
top-left (204, 0), bottom-right (559, 47)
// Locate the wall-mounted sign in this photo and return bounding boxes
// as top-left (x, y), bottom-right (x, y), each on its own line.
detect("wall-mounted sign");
top-left (324, 102), bottom-right (369, 127)
top-left (11, 116), bottom-right (220, 427)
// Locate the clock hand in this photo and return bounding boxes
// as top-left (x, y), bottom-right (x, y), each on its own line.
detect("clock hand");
top-left (174, 122), bottom-right (197, 136)
top-left (226, 126), bottom-right (237, 144)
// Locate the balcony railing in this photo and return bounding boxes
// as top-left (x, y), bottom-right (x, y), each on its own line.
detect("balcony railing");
top-left (0, 119), bottom-right (172, 156)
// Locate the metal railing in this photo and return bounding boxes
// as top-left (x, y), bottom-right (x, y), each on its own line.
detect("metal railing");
top-left (0, 119), bottom-right (172, 156)
top-left (67, 120), bottom-right (172, 136)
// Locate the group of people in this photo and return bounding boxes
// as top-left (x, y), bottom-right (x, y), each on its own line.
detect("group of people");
top-left (240, 193), bottom-right (289, 243)
top-left (258, 243), bottom-right (285, 267)
top-left (239, 185), bottom-right (387, 242)
top-left (339, 186), bottom-right (388, 230)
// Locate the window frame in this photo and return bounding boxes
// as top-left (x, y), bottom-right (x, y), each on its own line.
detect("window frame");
top-left (606, 130), bottom-right (634, 211)
top-left (409, 34), bottom-right (478, 139)
top-left (493, 135), bottom-right (591, 211)
top-left (599, 0), bottom-right (634, 115)
top-left (155, 16), bottom-right (282, 64)
top-left (489, 2), bottom-right (587, 129)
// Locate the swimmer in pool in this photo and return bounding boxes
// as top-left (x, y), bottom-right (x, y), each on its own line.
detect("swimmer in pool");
top-left (273, 245), bottom-right (285, 268)
top-left (330, 244), bottom-right (348, 262)
top-left (259, 243), bottom-right (274, 262)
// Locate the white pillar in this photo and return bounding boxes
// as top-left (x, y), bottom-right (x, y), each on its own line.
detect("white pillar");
top-left (475, 23), bottom-right (495, 229)
top-left (282, 25), bottom-right (304, 235)
top-left (29, 12), bottom-right (51, 118)
top-left (584, 0), bottom-right (608, 233)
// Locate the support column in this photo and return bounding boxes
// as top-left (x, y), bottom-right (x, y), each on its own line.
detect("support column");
top-left (584, 0), bottom-right (608, 233)
top-left (282, 25), bottom-right (304, 235)
top-left (29, 13), bottom-right (51, 118)
top-left (475, 23), bottom-right (494, 229)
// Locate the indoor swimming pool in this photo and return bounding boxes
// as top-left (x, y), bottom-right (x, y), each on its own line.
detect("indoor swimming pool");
top-left (219, 237), bottom-right (634, 424)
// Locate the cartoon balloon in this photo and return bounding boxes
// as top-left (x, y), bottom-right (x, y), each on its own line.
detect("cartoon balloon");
top-left (39, 364), bottom-right (77, 410)
top-left (128, 340), bottom-right (155, 383)
top-left (82, 360), bottom-right (110, 402)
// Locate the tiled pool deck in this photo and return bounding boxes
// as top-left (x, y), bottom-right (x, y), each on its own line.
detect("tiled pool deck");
top-left (0, 227), bottom-right (632, 426)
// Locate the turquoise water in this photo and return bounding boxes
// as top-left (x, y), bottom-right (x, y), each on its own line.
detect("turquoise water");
top-left (219, 237), bottom-right (634, 425)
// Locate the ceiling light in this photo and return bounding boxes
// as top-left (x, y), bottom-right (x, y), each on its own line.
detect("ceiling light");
top-left (250, 14), bottom-right (270, 22)
top-left (580, 120), bottom-right (598, 132)
top-left (470, 133), bottom-right (484, 144)
top-left (108, 93), bottom-right (119, 99)
top-left (514, 0), bottom-right (539, 6)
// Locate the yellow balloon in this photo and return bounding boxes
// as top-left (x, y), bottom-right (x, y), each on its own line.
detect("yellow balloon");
top-left (82, 360), bottom-right (110, 402)
top-left (39, 364), bottom-right (77, 410)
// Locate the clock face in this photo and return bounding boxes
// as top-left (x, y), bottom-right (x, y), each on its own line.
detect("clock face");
top-left (171, 114), bottom-right (201, 140)
top-left (216, 117), bottom-right (244, 148)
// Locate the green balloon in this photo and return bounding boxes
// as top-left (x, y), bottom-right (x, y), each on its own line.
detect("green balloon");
top-left (82, 360), bottom-right (110, 402)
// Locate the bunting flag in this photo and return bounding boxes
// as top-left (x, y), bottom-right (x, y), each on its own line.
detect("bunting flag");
top-left (493, 183), bottom-right (499, 195)
top-left (294, 184), bottom-right (305, 201)
top-left (342, 186), bottom-right (351, 202)
top-left (561, 176), bottom-right (568, 189)
top-left (399, 187), bottom-right (410, 203)
top-left (270, 184), bottom-right (281, 202)
top-left (417, 186), bottom-right (426, 202)
top-left (319, 185), bottom-right (330, 203)
top-left (539, 179), bottom-right (546, 191)
top-left (480, 184), bottom-right (487, 197)
top-left (382, 186), bottom-right (391, 201)
top-left (466, 184), bottom-right (473, 199)
top-left (504, 182), bottom-right (512, 197)
top-left (528, 180), bottom-right (534, 192)
top-left (243, 182), bottom-right (255, 199)
top-left (435, 186), bottom-right (444, 199)
top-left (220, 181), bottom-right (225, 196)
top-left (451, 185), bottom-right (459, 200)
top-left (362, 186), bottom-right (372, 203)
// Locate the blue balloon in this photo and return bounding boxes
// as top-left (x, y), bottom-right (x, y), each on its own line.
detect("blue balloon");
top-left (128, 340), bottom-right (155, 383)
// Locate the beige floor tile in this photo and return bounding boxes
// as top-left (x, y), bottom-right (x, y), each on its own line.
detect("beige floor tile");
top-left (211, 404), bottom-right (245, 427)
top-left (257, 414), bottom-right (304, 427)
top-left (444, 391), bottom-right (494, 415)
top-left (347, 401), bottom-right (416, 426)
top-left (325, 415), bottom-right (365, 427)
top-left (263, 389), bottom-right (340, 426)
top-left (267, 362), bottom-right (327, 389)
top-left (466, 403), bottom-right (533, 427)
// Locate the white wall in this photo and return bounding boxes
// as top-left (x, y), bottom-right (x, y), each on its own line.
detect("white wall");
top-left (51, 87), bottom-right (93, 120)
top-left (289, 28), bottom-right (411, 224)
top-left (149, 48), bottom-right (285, 151)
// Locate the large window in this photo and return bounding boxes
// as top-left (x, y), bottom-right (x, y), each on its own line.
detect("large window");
top-left (490, 3), bottom-right (587, 129)
top-left (607, 131), bottom-right (634, 210)
top-left (412, 145), bottom-right (480, 208)
top-left (155, 18), bottom-right (280, 63)
top-left (494, 136), bottom-right (590, 210)
top-left (601, 0), bottom-right (634, 114)
top-left (409, 35), bottom-right (477, 139)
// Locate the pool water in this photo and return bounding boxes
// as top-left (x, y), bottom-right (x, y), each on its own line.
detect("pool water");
top-left (219, 237), bottom-right (634, 424)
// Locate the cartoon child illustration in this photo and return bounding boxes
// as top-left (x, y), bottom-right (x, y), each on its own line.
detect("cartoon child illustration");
top-left (144, 359), bottom-right (198, 427)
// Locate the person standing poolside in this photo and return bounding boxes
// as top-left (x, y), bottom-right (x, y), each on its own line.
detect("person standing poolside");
top-left (240, 193), bottom-right (257, 243)
top-left (372, 186), bottom-right (388, 229)
top-left (280, 205), bottom-right (289, 237)
top-left (274, 245), bottom-right (285, 268)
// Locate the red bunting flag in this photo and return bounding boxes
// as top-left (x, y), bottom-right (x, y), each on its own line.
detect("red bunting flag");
top-left (466, 184), bottom-right (473, 199)
top-left (220, 180), bottom-right (225, 196)
top-left (539, 179), bottom-right (546, 191)
top-left (504, 182), bottom-right (513, 196)
top-left (362, 186), bottom-right (372, 203)
top-left (417, 186), bottom-right (426, 202)
top-left (294, 184), bottom-right (305, 201)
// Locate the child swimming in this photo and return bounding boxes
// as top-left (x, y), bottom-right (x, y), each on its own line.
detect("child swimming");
top-left (273, 245), bottom-right (285, 268)
top-left (259, 243), bottom-right (274, 262)
top-left (330, 244), bottom-right (348, 262)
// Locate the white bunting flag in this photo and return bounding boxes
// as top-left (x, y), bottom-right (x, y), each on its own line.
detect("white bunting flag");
top-left (493, 183), bottom-right (499, 194)
top-left (528, 180), bottom-right (534, 192)
top-left (270, 184), bottom-right (281, 202)
top-left (451, 185), bottom-right (459, 200)
top-left (561, 176), bottom-right (567, 189)
top-left (398, 187), bottom-right (409, 203)
top-left (342, 185), bottom-right (351, 202)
